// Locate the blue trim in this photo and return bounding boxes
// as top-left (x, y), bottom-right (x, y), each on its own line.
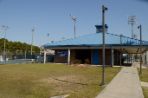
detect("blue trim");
top-left (92, 50), bottom-right (99, 65)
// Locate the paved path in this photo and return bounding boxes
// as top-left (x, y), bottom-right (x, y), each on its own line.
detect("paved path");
top-left (96, 67), bottom-right (144, 98)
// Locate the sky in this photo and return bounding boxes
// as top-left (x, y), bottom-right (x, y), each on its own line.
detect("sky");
top-left (0, 0), bottom-right (148, 46)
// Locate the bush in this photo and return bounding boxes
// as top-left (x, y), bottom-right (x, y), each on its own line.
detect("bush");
top-left (72, 59), bottom-right (82, 64)
top-left (84, 58), bottom-right (90, 64)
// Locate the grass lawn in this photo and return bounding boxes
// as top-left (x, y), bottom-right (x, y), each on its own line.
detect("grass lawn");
top-left (143, 87), bottom-right (148, 98)
top-left (0, 64), bottom-right (120, 98)
top-left (140, 69), bottom-right (148, 82)
top-left (140, 68), bottom-right (148, 98)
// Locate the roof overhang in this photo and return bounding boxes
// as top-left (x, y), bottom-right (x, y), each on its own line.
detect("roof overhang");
top-left (44, 45), bottom-right (148, 54)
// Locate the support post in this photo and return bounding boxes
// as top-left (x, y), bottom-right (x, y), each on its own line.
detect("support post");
top-left (138, 25), bottom-right (142, 75)
top-left (120, 34), bottom-right (123, 66)
top-left (146, 52), bottom-right (148, 64)
top-left (127, 54), bottom-right (129, 63)
top-left (111, 48), bottom-right (114, 66)
top-left (68, 49), bottom-right (71, 65)
top-left (44, 50), bottom-right (46, 64)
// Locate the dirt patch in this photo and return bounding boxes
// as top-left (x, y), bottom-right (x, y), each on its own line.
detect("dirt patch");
top-left (50, 94), bottom-right (69, 98)
top-left (141, 81), bottom-right (148, 87)
top-left (71, 64), bottom-right (90, 67)
top-left (37, 75), bottom-right (87, 96)
top-left (38, 75), bottom-right (87, 85)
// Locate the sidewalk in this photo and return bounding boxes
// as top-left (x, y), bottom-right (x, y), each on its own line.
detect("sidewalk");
top-left (96, 67), bottom-right (144, 98)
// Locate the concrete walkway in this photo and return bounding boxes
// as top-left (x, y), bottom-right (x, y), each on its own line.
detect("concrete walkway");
top-left (96, 67), bottom-right (144, 98)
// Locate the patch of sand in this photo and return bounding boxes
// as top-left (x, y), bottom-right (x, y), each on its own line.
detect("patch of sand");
top-left (50, 94), bottom-right (69, 98)
top-left (141, 81), bottom-right (148, 87)
top-left (40, 75), bottom-right (81, 84)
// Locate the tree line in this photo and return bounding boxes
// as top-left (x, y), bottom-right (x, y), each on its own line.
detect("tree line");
top-left (0, 38), bottom-right (40, 56)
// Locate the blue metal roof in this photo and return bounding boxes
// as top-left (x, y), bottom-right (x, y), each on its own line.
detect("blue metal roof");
top-left (44, 32), bottom-right (148, 48)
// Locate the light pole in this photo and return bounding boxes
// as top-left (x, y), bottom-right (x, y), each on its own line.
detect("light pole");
top-left (128, 16), bottom-right (136, 63)
top-left (31, 27), bottom-right (35, 59)
top-left (128, 16), bottom-right (136, 38)
top-left (120, 34), bottom-right (123, 66)
top-left (47, 33), bottom-right (50, 42)
top-left (138, 25), bottom-right (142, 75)
top-left (70, 14), bottom-right (77, 38)
top-left (100, 5), bottom-right (108, 86)
top-left (1, 25), bottom-right (9, 64)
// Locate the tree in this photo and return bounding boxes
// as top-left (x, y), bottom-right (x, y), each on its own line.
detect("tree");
top-left (0, 38), bottom-right (40, 58)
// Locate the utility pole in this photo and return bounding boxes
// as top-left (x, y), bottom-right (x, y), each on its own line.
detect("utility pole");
top-left (128, 16), bottom-right (136, 63)
top-left (128, 16), bottom-right (136, 38)
top-left (31, 27), bottom-right (35, 58)
top-left (47, 33), bottom-right (50, 42)
top-left (25, 48), bottom-right (27, 60)
top-left (138, 25), bottom-right (142, 75)
top-left (1, 25), bottom-right (9, 64)
top-left (120, 34), bottom-right (123, 66)
top-left (100, 5), bottom-right (108, 86)
top-left (4, 31), bottom-right (6, 64)
top-left (70, 14), bottom-right (77, 38)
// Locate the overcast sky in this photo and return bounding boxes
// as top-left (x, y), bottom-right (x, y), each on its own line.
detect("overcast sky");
top-left (0, 0), bottom-right (147, 46)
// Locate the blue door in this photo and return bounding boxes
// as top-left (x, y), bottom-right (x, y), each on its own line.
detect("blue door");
top-left (92, 50), bottom-right (99, 65)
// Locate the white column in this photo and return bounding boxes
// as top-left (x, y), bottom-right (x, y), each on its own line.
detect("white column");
top-left (68, 49), bottom-right (71, 65)
top-left (146, 51), bottom-right (148, 64)
top-left (44, 50), bottom-right (47, 64)
top-left (111, 48), bottom-right (114, 66)
top-left (142, 52), bottom-right (147, 65)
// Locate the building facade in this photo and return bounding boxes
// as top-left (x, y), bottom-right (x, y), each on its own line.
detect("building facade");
top-left (43, 25), bottom-right (148, 66)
